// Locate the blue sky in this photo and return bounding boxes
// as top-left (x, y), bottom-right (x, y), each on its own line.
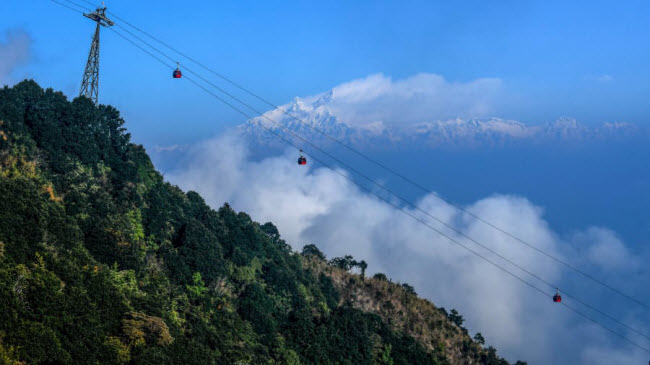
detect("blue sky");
top-left (1, 0), bottom-right (650, 146)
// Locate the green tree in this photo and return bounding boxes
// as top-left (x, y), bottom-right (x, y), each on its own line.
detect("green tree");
top-left (358, 260), bottom-right (368, 279)
top-left (379, 344), bottom-right (394, 365)
top-left (474, 332), bottom-right (485, 345)
top-left (373, 273), bottom-right (388, 281)
top-left (301, 244), bottom-right (326, 260)
top-left (329, 255), bottom-right (355, 270)
top-left (401, 283), bottom-right (417, 296)
top-left (449, 309), bottom-right (464, 327)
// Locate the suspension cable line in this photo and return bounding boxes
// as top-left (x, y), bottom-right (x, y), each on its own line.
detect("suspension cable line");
top-left (49, 0), bottom-right (650, 354)
top-left (108, 23), bottom-right (650, 352)
top-left (51, 0), bottom-right (86, 13)
top-left (102, 20), bottom-right (650, 342)
top-left (63, 0), bottom-right (650, 313)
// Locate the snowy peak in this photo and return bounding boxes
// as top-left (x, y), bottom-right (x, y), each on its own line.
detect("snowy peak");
top-left (239, 92), bottom-right (643, 149)
top-left (539, 117), bottom-right (639, 140)
top-left (238, 95), bottom-right (356, 146)
top-left (412, 118), bottom-right (532, 139)
top-left (313, 90), bottom-right (334, 107)
top-left (541, 117), bottom-right (586, 138)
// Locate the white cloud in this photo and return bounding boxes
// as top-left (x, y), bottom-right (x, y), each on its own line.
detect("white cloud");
top-left (167, 133), bottom-right (649, 364)
top-left (596, 74), bottom-right (614, 82)
top-left (572, 227), bottom-right (639, 272)
top-left (152, 144), bottom-right (187, 153)
top-left (597, 74), bottom-right (614, 82)
top-left (305, 73), bottom-right (503, 127)
top-left (0, 29), bottom-right (32, 84)
top-left (585, 74), bottom-right (615, 83)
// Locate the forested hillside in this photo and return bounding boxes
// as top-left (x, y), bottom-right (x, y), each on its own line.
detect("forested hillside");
top-left (0, 81), bottom-right (523, 364)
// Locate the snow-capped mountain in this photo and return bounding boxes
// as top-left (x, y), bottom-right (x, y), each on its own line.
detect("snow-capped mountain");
top-left (239, 92), bottom-right (642, 150)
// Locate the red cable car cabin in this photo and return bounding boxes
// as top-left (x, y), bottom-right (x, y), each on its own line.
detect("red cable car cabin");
top-left (298, 150), bottom-right (307, 165)
top-left (173, 62), bottom-right (182, 79)
top-left (553, 289), bottom-right (562, 303)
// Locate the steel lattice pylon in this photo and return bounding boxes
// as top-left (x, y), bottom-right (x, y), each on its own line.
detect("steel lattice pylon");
top-left (79, 6), bottom-right (113, 104)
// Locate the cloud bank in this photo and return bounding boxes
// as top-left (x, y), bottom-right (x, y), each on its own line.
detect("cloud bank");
top-left (0, 29), bottom-right (32, 85)
top-left (167, 133), bottom-right (649, 364)
top-left (302, 73), bottom-right (503, 127)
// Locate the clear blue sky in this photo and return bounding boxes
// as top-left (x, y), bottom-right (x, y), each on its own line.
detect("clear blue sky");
top-left (2, 0), bottom-right (649, 146)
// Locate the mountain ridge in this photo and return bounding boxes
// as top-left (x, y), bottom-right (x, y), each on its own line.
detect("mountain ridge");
top-left (238, 93), bottom-right (641, 149)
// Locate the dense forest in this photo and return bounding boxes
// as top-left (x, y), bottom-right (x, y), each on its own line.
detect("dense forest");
top-left (0, 81), bottom-right (524, 364)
